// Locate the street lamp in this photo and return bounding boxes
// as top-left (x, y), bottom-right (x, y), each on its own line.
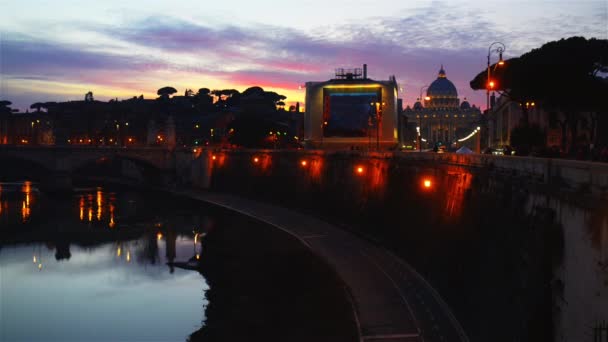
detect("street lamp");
top-left (419, 85), bottom-right (431, 105)
top-left (487, 42), bottom-right (506, 112)
top-left (370, 101), bottom-right (385, 150)
top-left (418, 85), bottom-right (430, 151)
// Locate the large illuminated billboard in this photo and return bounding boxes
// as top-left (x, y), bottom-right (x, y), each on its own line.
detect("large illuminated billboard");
top-left (322, 88), bottom-right (381, 138)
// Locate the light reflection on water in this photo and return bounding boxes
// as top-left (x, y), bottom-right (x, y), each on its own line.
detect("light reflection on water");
top-left (0, 183), bottom-right (210, 342)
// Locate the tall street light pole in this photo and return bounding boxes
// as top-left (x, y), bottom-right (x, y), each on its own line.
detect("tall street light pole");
top-left (486, 42), bottom-right (505, 151)
top-left (486, 42), bottom-right (506, 112)
top-left (418, 85), bottom-right (430, 152)
top-left (370, 101), bottom-right (385, 150)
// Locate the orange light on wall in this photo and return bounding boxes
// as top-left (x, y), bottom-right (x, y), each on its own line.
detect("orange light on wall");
top-left (300, 160), bottom-right (308, 167)
top-left (212, 155), bottom-right (217, 160)
top-left (253, 157), bottom-right (259, 164)
top-left (356, 166), bottom-right (365, 175)
top-left (422, 178), bottom-right (433, 189)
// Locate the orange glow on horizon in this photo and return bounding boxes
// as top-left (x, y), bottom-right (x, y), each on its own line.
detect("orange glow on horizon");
top-left (5, 76), bottom-right (307, 113)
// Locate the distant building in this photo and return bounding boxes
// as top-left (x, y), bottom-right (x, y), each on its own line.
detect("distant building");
top-left (487, 95), bottom-right (585, 151)
top-left (304, 65), bottom-right (400, 149)
top-left (402, 66), bottom-right (481, 150)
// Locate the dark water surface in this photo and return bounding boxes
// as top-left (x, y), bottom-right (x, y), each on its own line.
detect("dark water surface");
top-left (0, 182), bottom-right (210, 341)
top-left (0, 182), bottom-right (359, 342)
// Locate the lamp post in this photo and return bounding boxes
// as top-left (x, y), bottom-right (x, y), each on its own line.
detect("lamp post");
top-left (486, 42), bottom-right (506, 112)
top-left (370, 101), bottom-right (385, 150)
top-left (418, 85), bottom-right (430, 152)
top-left (486, 42), bottom-right (505, 151)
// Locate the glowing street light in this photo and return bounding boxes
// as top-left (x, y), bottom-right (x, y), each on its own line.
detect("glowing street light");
top-left (370, 101), bottom-right (385, 150)
top-left (423, 179), bottom-right (432, 189)
top-left (417, 85), bottom-right (430, 152)
top-left (487, 42), bottom-right (506, 111)
top-left (356, 166), bottom-right (365, 175)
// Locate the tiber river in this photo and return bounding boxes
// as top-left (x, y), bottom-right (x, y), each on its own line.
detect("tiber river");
top-left (0, 182), bottom-right (210, 341)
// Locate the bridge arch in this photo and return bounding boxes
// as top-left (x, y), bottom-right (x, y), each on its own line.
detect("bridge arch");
top-left (0, 155), bottom-right (54, 182)
top-left (71, 154), bottom-right (168, 185)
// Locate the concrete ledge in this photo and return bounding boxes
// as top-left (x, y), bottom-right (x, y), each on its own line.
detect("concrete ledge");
top-left (221, 149), bottom-right (608, 196)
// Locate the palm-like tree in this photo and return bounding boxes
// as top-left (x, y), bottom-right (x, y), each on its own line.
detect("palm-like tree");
top-left (157, 86), bottom-right (178, 99)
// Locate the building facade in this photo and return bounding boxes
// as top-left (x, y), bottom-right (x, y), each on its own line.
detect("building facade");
top-left (403, 66), bottom-right (482, 150)
top-left (304, 65), bottom-right (400, 149)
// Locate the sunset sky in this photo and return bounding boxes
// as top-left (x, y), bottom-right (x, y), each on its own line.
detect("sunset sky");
top-left (1, 0), bottom-right (606, 111)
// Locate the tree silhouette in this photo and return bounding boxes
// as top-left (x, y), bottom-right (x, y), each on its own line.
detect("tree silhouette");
top-left (212, 89), bottom-right (240, 109)
top-left (30, 102), bottom-right (44, 112)
top-left (157, 86), bottom-right (178, 99)
top-left (471, 37), bottom-right (607, 116)
top-left (470, 37), bottom-right (608, 152)
top-left (0, 101), bottom-right (12, 115)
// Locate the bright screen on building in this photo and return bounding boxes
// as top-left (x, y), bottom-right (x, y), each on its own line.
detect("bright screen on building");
top-left (323, 93), bottom-right (379, 137)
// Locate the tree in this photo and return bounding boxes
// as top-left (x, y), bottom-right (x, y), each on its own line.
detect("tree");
top-left (30, 102), bottom-right (44, 112)
top-left (470, 37), bottom-right (608, 152)
top-left (157, 86), bottom-right (178, 99)
top-left (0, 100), bottom-right (12, 115)
top-left (212, 89), bottom-right (240, 109)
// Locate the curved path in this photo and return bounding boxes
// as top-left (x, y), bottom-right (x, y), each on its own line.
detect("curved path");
top-left (178, 190), bottom-right (469, 342)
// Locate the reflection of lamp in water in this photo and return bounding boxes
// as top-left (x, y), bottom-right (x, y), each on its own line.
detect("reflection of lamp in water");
top-left (117, 246), bottom-right (122, 257)
top-left (96, 189), bottom-right (102, 207)
top-left (126, 250), bottom-right (131, 262)
top-left (109, 204), bottom-right (115, 228)
top-left (96, 190), bottom-right (103, 221)
top-left (33, 255), bottom-right (37, 263)
top-left (88, 207), bottom-right (93, 222)
top-left (21, 200), bottom-right (30, 222)
top-left (79, 196), bottom-right (84, 221)
top-left (38, 263), bottom-right (42, 270)
top-left (157, 232), bottom-right (163, 241)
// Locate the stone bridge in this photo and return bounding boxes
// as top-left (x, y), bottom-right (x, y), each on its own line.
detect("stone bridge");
top-left (0, 145), bottom-right (204, 190)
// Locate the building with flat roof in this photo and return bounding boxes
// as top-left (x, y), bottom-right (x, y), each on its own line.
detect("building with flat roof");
top-left (304, 65), bottom-right (399, 149)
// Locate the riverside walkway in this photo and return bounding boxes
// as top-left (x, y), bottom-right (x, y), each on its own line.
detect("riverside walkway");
top-left (178, 190), bottom-right (469, 342)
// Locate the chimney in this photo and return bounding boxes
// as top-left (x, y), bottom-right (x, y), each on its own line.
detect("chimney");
top-left (363, 64), bottom-right (367, 79)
